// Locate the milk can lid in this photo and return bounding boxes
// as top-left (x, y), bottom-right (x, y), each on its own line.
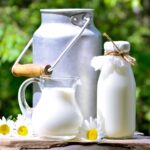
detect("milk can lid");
top-left (104, 41), bottom-right (130, 52)
top-left (40, 9), bottom-right (94, 15)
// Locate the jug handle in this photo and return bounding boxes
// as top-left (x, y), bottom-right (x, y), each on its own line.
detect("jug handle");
top-left (18, 77), bottom-right (40, 119)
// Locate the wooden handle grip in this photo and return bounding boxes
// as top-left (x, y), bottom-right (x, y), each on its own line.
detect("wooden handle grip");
top-left (11, 64), bottom-right (51, 77)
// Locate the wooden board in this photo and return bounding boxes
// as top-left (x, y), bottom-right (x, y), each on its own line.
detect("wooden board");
top-left (0, 135), bottom-right (150, 150)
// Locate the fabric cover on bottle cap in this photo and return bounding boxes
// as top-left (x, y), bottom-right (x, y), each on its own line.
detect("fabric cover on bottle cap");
top-left (104, 41), bottom-right (130, 52)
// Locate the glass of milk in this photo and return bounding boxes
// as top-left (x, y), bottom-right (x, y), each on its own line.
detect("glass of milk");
top-left (18, 76), bottom-right (83, 139)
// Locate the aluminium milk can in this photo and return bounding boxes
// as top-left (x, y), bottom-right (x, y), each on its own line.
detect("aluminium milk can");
top-left (15, 9), bottom-right (102, 119)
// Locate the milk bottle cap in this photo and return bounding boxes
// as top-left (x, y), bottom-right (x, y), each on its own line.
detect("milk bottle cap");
top-left (104, 41), bottom-right (130, 53)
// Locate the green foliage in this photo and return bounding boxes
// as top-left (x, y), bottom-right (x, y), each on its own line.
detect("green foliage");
top-left (0, 0), bottom-right (150, 134)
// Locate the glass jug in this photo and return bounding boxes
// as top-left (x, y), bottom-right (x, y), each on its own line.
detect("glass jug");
top-left (18, 76), bottom-right (83, 139)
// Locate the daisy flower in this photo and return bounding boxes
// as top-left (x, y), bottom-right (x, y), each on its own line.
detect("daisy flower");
top-left (77, 117), bottom-right (105, 141)
top-left (0, 116), bottom-right (15, 137)
top-left (15, 114), bottom-right (33, 137)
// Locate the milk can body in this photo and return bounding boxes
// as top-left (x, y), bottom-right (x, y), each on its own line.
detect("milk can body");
top-left (32, 9), bottom-right (102, 118)
top-left (91, 41), bottom-right (136, 138)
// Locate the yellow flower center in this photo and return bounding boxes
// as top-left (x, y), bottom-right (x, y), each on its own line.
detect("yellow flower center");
top-left (86, 128), bottom-right (98, 140)
top-left (0, 124), bottom-right (10, 135)
top-left (17, 125), bottom-right (28, 136)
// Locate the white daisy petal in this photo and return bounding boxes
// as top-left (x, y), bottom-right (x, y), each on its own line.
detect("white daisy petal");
top-left (77, 116), bottom-right (106, 141)
top-left (84, 120), bottom-right (90, 129)
top-left (91, 118), bottom-right (97, 129)
top-left (15, 114), bottom-right (33, 137)
top-left (0, 117), bottom-right (15, 137)
top-left (2, 117), bottom-right (7, 123)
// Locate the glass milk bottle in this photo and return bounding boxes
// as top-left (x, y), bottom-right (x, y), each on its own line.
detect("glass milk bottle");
top-left (91, 41), bottom-right (136, 139)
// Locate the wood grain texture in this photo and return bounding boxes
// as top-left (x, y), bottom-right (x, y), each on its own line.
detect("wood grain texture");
top-left (11, 64), bottom-right (51, 77)
top-left (0, 135), bottom-right (150, 150)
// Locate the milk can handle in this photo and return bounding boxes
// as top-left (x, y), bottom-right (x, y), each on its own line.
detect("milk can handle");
top-left (12, 14), bottom-right (91, 77)
top-left (18, 78), bottom-right (40, 119)
top-left (49, 14), bottom-right (91, 71)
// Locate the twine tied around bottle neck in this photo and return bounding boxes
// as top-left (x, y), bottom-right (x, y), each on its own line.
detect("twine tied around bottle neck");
top-left (103, 33), bottom-right (136, 65)
top-left (104, 50), bottom-right (136, 65)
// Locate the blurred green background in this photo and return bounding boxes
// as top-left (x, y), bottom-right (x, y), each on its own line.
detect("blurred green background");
top-left (0, 0), bottom-right (150, 135)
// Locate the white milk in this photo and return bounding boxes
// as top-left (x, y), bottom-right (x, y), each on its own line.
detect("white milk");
top-left (91, 41), bottom-right (136, 139)
top-left (32, 87), bottom-right (83, 137)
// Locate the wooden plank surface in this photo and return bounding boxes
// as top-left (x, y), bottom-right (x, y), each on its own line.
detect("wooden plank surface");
top-left (0, 135), bottom-right (150, 150)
